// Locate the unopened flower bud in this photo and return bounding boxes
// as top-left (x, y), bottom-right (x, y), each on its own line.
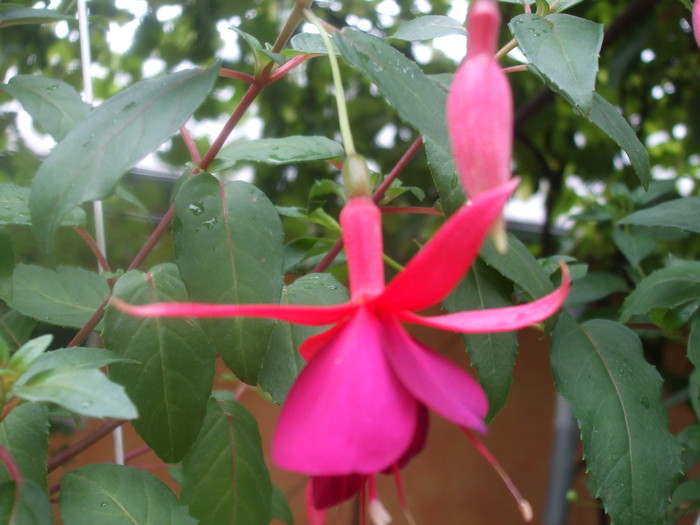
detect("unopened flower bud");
top-left (447, 0), bottom-right (512, 201)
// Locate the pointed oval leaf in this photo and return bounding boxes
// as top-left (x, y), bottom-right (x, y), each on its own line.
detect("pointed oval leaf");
top-left (620, 260), bottom-right (700, 322)
top-left (612, 229), bottom-right (657, 266)
top-left (390, 15), bottom-right (466, 41)
top-left (586, 93), bottom-right (650, 189)
top-left (21, 347), bottom-right (137, 383)
top-left (2, 75), bottom-right (91, 141)
top-left (0, 403), bottom-right (49, 491)
top-left (551, 315), bottom-right (681, 524)
top-left (30, 63), bottom-right (220, 256)
top-left (173, 175), bottom-right (284, 384)
top-left (0, 183), bottom-right (85, 226)
top-left (620, 196), bottom-right (700, 233)
top-left (181, 398), bottom-right (272, 525)
top-left (0, 480), bottom-right (52, 525)
top-left (510, 13), bottom-right (602, 114)
top-left (213, 135), bottom-right (344, 171)
top-left (335, 28), bottom-right (449, 150)
top-left (423, 136), bottom-right (466, 216)
top-left (444, 260), bottom-right (518, 420)
top-left (11, 368), bottom-right (138, 419)
top-left (260, 273), bottom-right (349, 404)
top-left (103, 263), bottom-right (214, 463)
top-left (10, 264), bottom-right (108, 329)
top-left (59, 464), bottom-right (196, 525)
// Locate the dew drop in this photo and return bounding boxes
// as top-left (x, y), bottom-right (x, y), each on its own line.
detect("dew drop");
top-left (100, 501), bottom-right (108, 508)
top-left (189, 202), bottom-right (204, 215)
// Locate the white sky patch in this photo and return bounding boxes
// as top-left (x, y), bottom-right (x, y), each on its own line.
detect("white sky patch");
top-left (673, 123), bottom-right (687, 140)
top-left (413, 0), bottom-right (432, 14)
top-left (375, 124), bottom-right (396, 148)
top-left (156, 5), bottom-right (182, 22)
top-left (434, 34), bottom-right (466, 62)
top-left (142, 57), bottom-right (166, 78)
top-left (677, 177), bottom-right (694, 196)
top-left (216, 20), bottom-right (242, 62)
top-left (411, 42), bottom-right (433, 64)
top-left (647, 130), bottom-right (670, 148)
top-left (107, 20), bottom-right (138, 54)
top-left (640, 49), bottom-right (655, 63)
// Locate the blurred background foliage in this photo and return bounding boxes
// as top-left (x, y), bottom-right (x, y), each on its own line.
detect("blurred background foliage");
top-left (0, 0), bottom-right (698, 272)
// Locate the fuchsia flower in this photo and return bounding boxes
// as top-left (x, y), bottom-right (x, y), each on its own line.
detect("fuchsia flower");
top-left (694, 0), bottom-right (700, 48)
top-left (447, 0), bottom-right (512, 200)
top-left (115, 178), bottom-right (569, 519)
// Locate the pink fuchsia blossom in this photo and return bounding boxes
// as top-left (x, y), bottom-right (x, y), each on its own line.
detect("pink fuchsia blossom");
top-left (447, 0), bottom-right (513, 200)
top-left (694, 1), bottom-right (700, 48)
top-left (114, 179), bottom-right (569, 517)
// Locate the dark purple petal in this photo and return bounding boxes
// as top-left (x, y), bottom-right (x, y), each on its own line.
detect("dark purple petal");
top-left (310, 474), bottom-right (366, 509)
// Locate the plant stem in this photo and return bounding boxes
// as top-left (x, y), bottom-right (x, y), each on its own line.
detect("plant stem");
top-left (47, 419), bottom-right (125, 472)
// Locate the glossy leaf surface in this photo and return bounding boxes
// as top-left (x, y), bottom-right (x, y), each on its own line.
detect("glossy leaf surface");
top-left (0, 183), bottom-right (85, 226)
top-left (551, 315), bottom-right (681, 524)
top-left (173, 175), bottom-right (284, 384)
top-left (0, 403), bottom-right (49, 490)
top-left (390, 15), bottom-right (465, 41)
top-left (620, 196), bottom-right (700, 233)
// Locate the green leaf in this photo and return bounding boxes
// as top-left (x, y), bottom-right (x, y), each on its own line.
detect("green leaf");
top-left (551, 315), bottom-right (681, 524)
top-left (290, 32), bottom-right (339, 55)
top-left (214, 135), bottom-right (344, 171)
top-left (586, 93), bottom-right (650, 189)
top-left (103, 263), bottom-right (214, 463)
top-left (173, 175), bottom-right (284, 384)
top-left (30, 63), bottom-right (220, 257)
top-left (564, 271), bottom-right (628, 307)
top-left (612, 229), bottom-right (657, 266)
top-left (480, 234), bottom-right (555, 302)
top-left (423, 136), bottom-right (465, 216)
top-left (181, 398), bottom-right (272, 525)
top-left (0, 402), bottom-right (49, 490)
top-left (444, 260), bottom-right (518, 420)
top-left (620, 260), bottom-right (700, 322)
top-left (0, 309), bottom-right (35, 352)
top-left (620, 196), bottom-right (700, 233)
top-left (10, 264), bottom-right (109, 329)
top-left (0, 6), bottom-right (71, 27)
top-left (271, 484), bottom-right (294, 525)
top-left (22, 347), bottom-right (137, 382)
top-left (260, 273), bottom-right (348, 404)
top-left (0, 480), bottom-right (52, 525)
top-left (1, 75), bottom-right (91, 141)
top-left (6, 334), bottom-right (52, 377)
top-left (0, 231), bottom-right (12, 302)
top-left (510, 13), bottom-right (602, 114)
top-left (59, 464), bottom-right (197, 525)
top-left (390, 15), bottom-right (466, 41)
top-left (0, 183), bottom-right (85, 226)
top-left (335, 28), bottom-right (449, 150)
top-left (11, 368), bottom-right (138, 419)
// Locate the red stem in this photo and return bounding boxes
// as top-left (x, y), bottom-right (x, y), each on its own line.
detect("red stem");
top-left (124, 444), bottom-right (151, 463)
top-left (0, 444), bottom-right (22, 517)
top-left (219, 68), bottom-right (257, 84)
top-left (47, 419), bottom-right (125, 472)
top-left (72, 227), bottom-right (112, 274)
top-left (269, 54), bottom-right (319, 83)
top-left (180, 126), bottom-right (201, 164)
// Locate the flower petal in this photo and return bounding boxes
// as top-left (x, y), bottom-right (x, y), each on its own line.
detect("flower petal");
top-left (310, 474), bottom-right (366, 510)
top-left (111, 297), bottom-right (356, 325)
top-left (273, 307), bottom-right (417, 475)
top-left (341, 197), bottom-right (385, 300)
top-left (299, 323), bottom-right (346, 362)
top-left (400, 264), bottom-right (570, 333)
top-left (377, 180), bottom-right (517, 312)
top-left (381, 316), bottom-right (488, 432)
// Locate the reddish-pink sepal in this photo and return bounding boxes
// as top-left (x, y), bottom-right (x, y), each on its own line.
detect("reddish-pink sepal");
top-left (399, 264), bottom-right (570, 333)
top-left (272, 306), bottom-right (417, 475)
top-left (110, 297), bottom-right (355, 326)
top-left (378, 180), bottom-right (517, 312)
top-left (310, 474), bottom-right (366, 509)
top-left (382, 316), bottom-right (488, 432)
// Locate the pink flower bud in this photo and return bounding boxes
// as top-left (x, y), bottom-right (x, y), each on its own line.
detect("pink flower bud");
top-left (446, 0), bottom-right (513, 200)
top-left (694, 1), bottom-right (700, 48)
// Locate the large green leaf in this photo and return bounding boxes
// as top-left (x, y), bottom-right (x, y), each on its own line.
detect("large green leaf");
top-left (0, 480), bottom-right (52, 525)
top-left (103, 263), bottom-right (214, 463)
top-left (586, 93), bottom-right (650, 189)
top-left (59, 464), bottom-right (196, 525)
top-left (0, 183), bottom-right (85, 226)
top-left (173, 175), bottom-right (284, 384)
top-left (21, 347), bottom-right (136, 380)
top-left (0, 402), bottom-right (49, 491)
top-left (444, 260), bottom-right (518, 420)
top-left (612, 229), bottom-right (657, 266)
top-left (551, 315), bottom-right (681, 524)
top-left (620, 196), bottom-right (700, 233)
top-left (0, 309), bottom-right (35, 352)
top-left (510, 13), bottom-right (603, 114)
top-left (181, 398), bottom-right (272, 525)
top-left (213, 135), bottom-right (344, 171)
top-left (260, 273), bottom-right (349, 404)
top-left (390, 15), bottom-right (465, 41)
top-left (620, 260), bottom-right (700, 322)
top-left (335, 28), bottom-right (449, 150)
top-left (0, 6), bottom-right (71, 27)
top-left (10, 264), bottom-right (108, 329)
top-left (564, 271), bottom-right (628, 307)
top-left (423, 136), bottom-right (465, 217)
top-left (11, 368), bottom-right (138, 419)
top-left (30, 63), bottom-right (220, 257)
top-left (1, 75), bottom-right (91, 141)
